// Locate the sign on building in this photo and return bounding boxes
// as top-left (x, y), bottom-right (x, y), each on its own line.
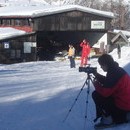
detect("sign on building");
top-left (91, 21), bottom-right (105, 29)
top-left (24, 42), bottom-right (31, 53)
top-left (24, 42), bottom-right (36, 53)
top-left (4, 42), bottom-right (10, 49)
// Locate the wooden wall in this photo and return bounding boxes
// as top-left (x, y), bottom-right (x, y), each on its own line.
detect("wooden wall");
top-left (0, 34), bottom-right (36, 64)
top-left (33, 11), bottom-right (112, 31)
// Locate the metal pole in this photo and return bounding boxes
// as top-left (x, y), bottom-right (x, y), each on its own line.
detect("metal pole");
top-left (63, 78), bottom-right (87, 122)
top-left (84, 73), bottom-right (91, 129)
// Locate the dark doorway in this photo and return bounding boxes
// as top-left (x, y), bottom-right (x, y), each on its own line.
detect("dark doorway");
top-left (37, 31), bottom-right (105, 60)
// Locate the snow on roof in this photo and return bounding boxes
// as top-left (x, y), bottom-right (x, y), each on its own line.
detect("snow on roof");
top-left (0, 27), bottom-right (27, 40)
top-left (128, 37), bottom-right (130, 42)
top-left (111, 31), bottom-right (129, 43)
top-left (0, 4), bottom-right (114, 18)
top-left (0, 0), bottom-right (49, 6)
top-left (113, 29), bottom-right (130, 37)
top-left (92, 33), bottom-right (107, 48)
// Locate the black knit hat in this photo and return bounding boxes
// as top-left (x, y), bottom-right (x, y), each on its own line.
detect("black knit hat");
top-left (98, 54), bottom-right (115, 67)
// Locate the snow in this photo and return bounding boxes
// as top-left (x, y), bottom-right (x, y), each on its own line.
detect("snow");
top-left (0, 27), bottom-right (26, 40)
top-left (92, 33), bottom-right (107, 48)
top-left (0, 46), bottom-right (130, 130)
top-left (0, 0), bottom-right (49, 6)
top-left (0, 4), bottom-right (114, 18)
top-left (113, 29), bottom-right (130, 37)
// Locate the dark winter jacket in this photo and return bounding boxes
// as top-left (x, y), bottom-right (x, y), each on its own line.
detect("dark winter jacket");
top-left (94, 62), bottom-right (130, 111)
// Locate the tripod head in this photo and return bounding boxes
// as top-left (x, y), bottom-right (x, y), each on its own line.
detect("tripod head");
top-left (79, 64), bottom-right (97, 75)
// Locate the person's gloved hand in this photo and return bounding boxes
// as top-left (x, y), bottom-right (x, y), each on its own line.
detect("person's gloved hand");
top-left (93, 78), bottom-right (102, 87)
top-left (92, 68), bottom-right (97, 76)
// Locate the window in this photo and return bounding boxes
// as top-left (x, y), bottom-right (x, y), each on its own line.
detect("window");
top-left (10, 49), bottom-right (21, 59)
top-left (16, 50), bottom-right (21, 58)
top-left (6, 20), bottom-right (11, 25)
top-left (15, 20), bottom-right (21, 26)
top-left (22, 19), bottom-right (29, 26)
top-left (0, 20), bottom-right (3, 25)
top-left (10, 50), bottom-right (15, 58)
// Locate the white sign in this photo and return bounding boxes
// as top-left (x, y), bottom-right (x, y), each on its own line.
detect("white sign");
top-left (91, 21), bottom-right (105, 29)
top-left (4, 42), bottom-right (9, 49)
top-left (24, 42), bottom-right (37, 53)
top-left (31, 42), bottom-right (36, 47)
top-left (24, 42), bottom-right (31, 53)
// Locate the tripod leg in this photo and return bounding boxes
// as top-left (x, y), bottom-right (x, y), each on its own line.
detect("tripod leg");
top-left (63, 79), bottom-right (87, 122)
top-left (84, 77), bottom-right (91, 129)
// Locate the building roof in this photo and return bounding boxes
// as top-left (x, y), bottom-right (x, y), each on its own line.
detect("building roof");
top-left (113, 29), bottom-right (130, 37)
top-left (0, 27), bottom-right (34, 41)
top-left (0, 4), bottom-right (114, 18)
top-left (111, 31), bottom-right (129, 44)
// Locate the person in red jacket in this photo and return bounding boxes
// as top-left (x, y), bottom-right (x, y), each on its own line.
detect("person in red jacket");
top-left (92, 54), bottom-right (130, 129)
top-left (80, 39), bottom-right (90, 67)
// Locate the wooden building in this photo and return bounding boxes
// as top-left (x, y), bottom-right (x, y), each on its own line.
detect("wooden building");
top-left (109, 31), bottom-right (129, 51)
top-left (0, 5), bottom-right (114, 63)
top-left (0, 28), bottom-right (36, 64)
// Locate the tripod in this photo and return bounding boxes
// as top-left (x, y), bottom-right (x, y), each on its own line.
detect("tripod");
top-left (63, 72), bottom-right (94, 129)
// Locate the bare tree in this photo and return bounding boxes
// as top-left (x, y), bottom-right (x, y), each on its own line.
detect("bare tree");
top-left (101, 0), bottom-right (130, 30)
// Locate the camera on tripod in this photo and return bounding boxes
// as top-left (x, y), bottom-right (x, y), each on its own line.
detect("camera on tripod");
top-left (63, 64), bottom-right (96, 123)
top-left (79, 66), bottom-right (97, 74)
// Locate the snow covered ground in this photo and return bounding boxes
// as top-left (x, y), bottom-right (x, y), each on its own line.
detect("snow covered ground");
top-left (0, 46), bottom-right (130, 130)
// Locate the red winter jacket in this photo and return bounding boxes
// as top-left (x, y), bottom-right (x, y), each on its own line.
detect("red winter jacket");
top-left (94, 63), bottom-right (130, 111)
top-left (80, 42), bottom-right (90, 56)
